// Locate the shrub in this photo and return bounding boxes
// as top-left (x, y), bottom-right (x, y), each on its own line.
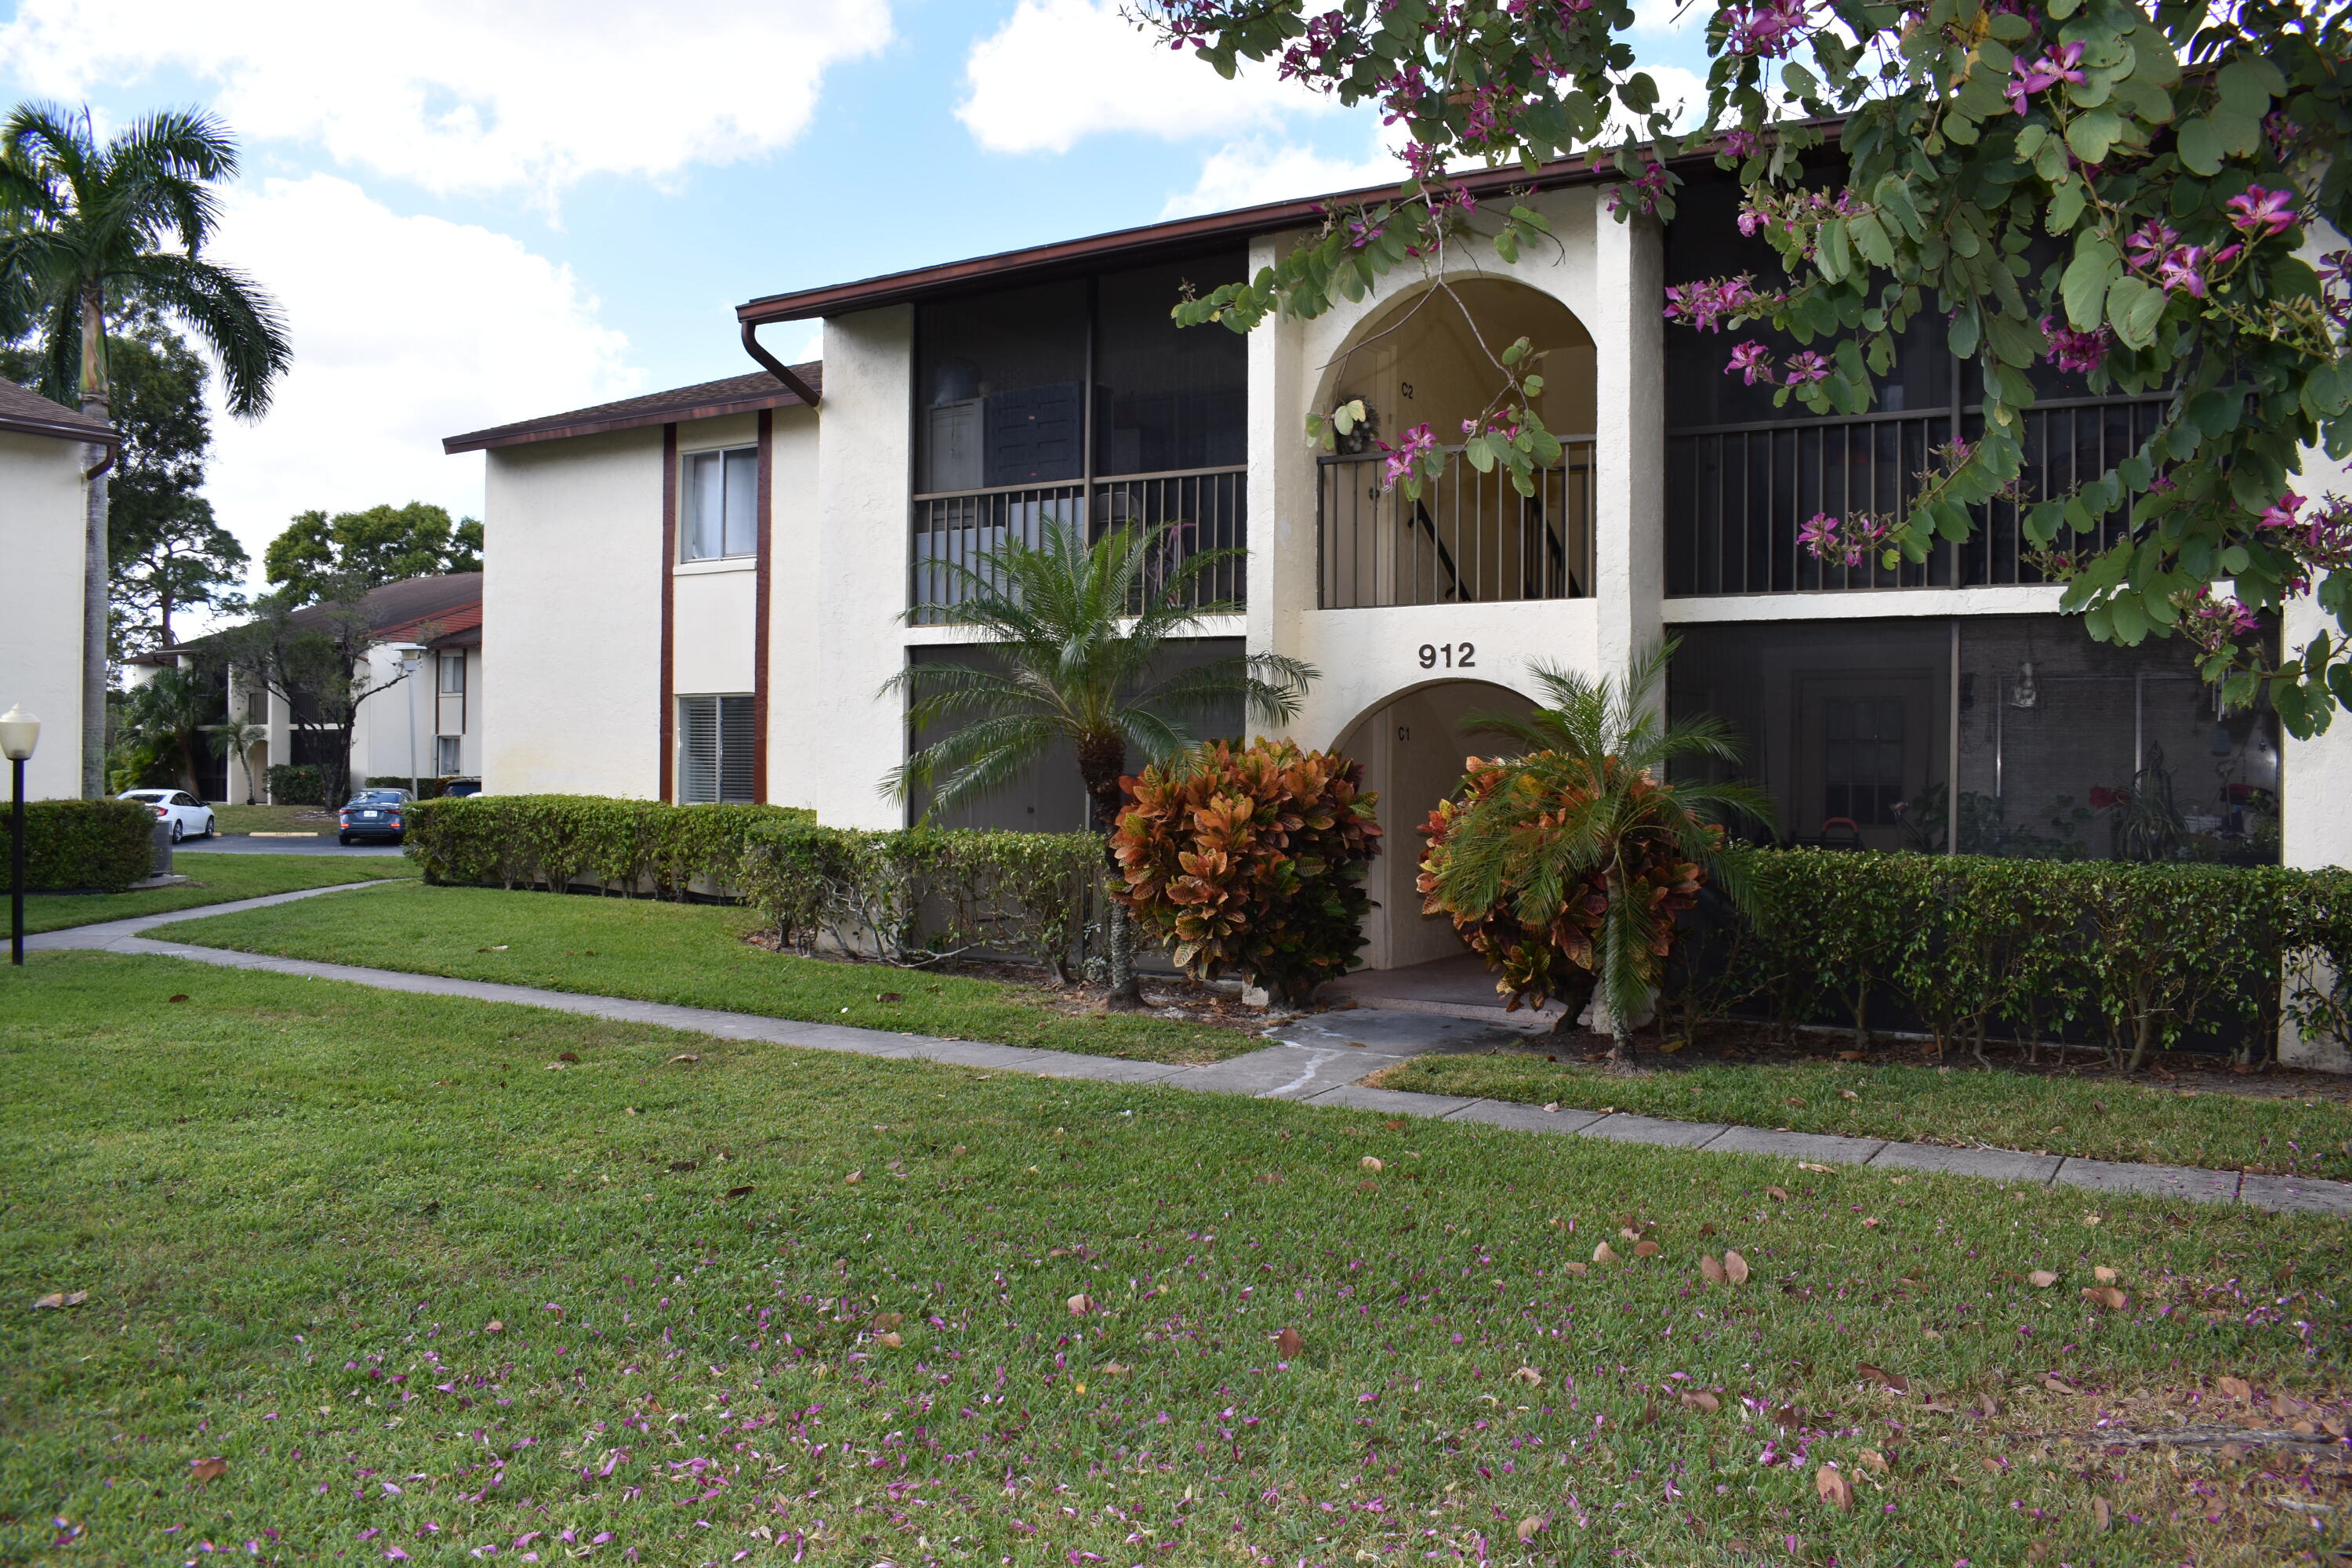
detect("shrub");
top-left (267, 764), bottom-right (325, 805)
top-left (2, 799), bottom-right (158, 892)
top-left (1109, 739), bottom-right (1382, 1005)
top-left (739, 824), bottom-right (1102, 975)
top-left (1417, 758), bottom-right (1708, 1027)
top-left (402, 795), bottom-right (814, 899)
top-left (1668, 851), bottom-right (2352, 1068)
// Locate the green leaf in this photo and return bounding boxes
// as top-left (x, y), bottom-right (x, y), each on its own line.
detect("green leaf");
top-left (1987, 12), bottom-right (2031, 38)
top-left (2108, 590), bottom-right (2151, 644)
top-left (2064, 108), bottom-right (2123, 165)
top-left (1948, 310), bottom-right (1981, 359)
top-left (2061, 238), bottom-right (2120, 330)
top-left (2046, 180), bottom-right (2085, 234)
top-left (2105, 274), bottom-right (2164, 350)
top-left (2215, 58), bottom-right (2282, 118)
top-left (2175, 117), bottom-right (2224, 176)
top-left (1464, 435), bottom-right (1495, 473)
top-left (1849, 212), bottom-right (1894, 267)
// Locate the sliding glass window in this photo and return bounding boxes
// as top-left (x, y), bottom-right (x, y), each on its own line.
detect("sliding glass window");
top-left (682, 447), bottom-right (759, 561)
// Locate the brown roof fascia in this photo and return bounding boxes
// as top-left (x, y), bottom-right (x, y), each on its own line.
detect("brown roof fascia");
top-left (733, 122), bottom-right (1846, 328)
top-left (444, 385), bottom-right (809, 454)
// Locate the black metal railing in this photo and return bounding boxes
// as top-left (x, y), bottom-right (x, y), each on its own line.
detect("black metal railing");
top-left (1316, 442), bottom-right (1595, 609)
top-left (1664, 397), bottom-right (2170, 596)
top-left (910, 466), bottom-right (1247, 622)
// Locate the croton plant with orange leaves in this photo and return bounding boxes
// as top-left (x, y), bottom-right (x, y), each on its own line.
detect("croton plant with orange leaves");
top-left (1110, 738), bottom-right (1383, 1006)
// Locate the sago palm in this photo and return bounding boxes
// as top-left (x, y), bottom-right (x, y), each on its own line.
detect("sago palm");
top-left (1425, 641), bottom-right (1773, 1069)
top-left (883, 517), bottom-right (1315, 1009)
top-left (0, 103), bottom-right (291, 796)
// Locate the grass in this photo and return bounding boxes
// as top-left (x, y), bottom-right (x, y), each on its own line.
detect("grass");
top-left (19, 853), bottom-right (416, 935)
top-left (1374, 1051), bottom-right (2352, 1181)
top-left (4, 952), bottom-right (2344, 1567)
top-left (209, 803), bottom-right (337, 836)
top-left (164, 879), bottom-right (1258, 1064)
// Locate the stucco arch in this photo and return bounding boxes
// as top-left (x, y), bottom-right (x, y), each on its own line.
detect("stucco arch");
top-left (1310, 273), bottom-right (1599, 451)
top-left (1332, 676), bottom-right (1541, 971)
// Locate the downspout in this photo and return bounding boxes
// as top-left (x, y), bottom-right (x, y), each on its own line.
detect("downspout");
top-left (740, 320), bottom-right (821, 408)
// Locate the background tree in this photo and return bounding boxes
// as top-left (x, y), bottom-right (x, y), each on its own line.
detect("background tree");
top-left (114, 660), bottom-right (223, 796)
top-left (5, 315), bottom-right (248, 656)
top-left (264, 502), bottom-right (482, 604)
top-left (216, 579), bottom-right (423, 808)
top-left (1419, 645), bottom-right (1772, 1069)
top-left (0, 102), bottom-right (290, 796)
top-left (1146, 0), bottom-right (2352, 731)
top-left (883, 519), bottom-right (1315, 1010)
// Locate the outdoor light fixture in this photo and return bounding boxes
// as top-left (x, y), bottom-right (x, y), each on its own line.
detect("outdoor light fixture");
top-left (3, 703), bottom-right (38, 967)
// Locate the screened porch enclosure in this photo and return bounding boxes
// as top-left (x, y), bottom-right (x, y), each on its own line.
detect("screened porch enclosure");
top-left (1668, 617), bottom-right (2281, 863)
top-left (909, 255), bottom-right (1249, 622)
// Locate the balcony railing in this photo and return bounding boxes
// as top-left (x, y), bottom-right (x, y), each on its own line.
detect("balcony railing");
top-left (910, 466), bottom-right (1247, 622)
top-left (1664, 396), bottom-right (2170, 596)
top-left (1316, 442), bottom-right (1595, 610)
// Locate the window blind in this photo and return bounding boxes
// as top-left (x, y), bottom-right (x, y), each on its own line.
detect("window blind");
top-left (677, 695), bottom-right (757, 804)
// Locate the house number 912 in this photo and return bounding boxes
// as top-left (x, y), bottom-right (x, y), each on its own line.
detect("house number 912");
top-left (1417, 642), bottom-right (1475, 670)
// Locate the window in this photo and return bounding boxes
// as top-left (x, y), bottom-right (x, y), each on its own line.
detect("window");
top-left (435, 735), bottom-right (462, 777)
top-left (682, 446), bottom-right (759, 561)
top-left (1822, 697), bottom-right (1907, 826)
top-left (438, 652), bottom-right (466, 695)
top-left (1093, 260), bottom-right (1247, 477)
top-left (677, 695), bottom-right (756, 804)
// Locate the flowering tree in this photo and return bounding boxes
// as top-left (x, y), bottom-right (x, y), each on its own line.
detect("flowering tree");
top-left (1144, 0), bottom-right (2352, 731)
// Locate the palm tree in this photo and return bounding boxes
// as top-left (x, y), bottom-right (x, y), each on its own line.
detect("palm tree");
top-left (1425, 641), bottom-right (1773, 1069)
top-left (118, 661), bottom-right (220, 795)
top-left (209, 720), bottom-right (268, 805)
top-left (0, 103), bottom-right (292, 797)
top-left (883, 517), bottom-right (1316, 1010)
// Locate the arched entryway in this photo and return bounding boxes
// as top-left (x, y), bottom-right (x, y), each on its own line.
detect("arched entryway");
top-left (1334, 678), bottom-right (1538, 972)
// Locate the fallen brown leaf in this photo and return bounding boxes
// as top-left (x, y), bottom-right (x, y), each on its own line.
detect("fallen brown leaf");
top-left (2092, 1497), bottom-right (2111, 1533)
top-left (2080, 1285), bottom-right (2128, 1310)
top-left (189, 1457), bottom-right (227, 1485)
top-left (1765, 1185), bottom-right (1790, 1203)
top-left (556, 1051), bottom-right (579, 1063)
top-left (844, 1170), bottom-right (862, 1185)
top-left (724, 1185), bottom-right (753, 1200)
top-left (1633, 1239), bottom-right (1661, 1258)
top-left (1857, 1363), bottom-right (1910, 1394)
top-left (1383, 1119), bottom-right (1406, 1131)
top-left (1700, 1254), bottom-right (1727, 1285)
top-left (1837, 1050), bottom-right (1864, 1062)
top-left (2217, 1374), bottom-right (2254, 1403)
top-left (1857, 1447), bottom-right (1888, 1475)
top-left (1723, 1250), bottom-right (1751, 1285)
top-left (1276, 1327), bottom-right (1305, 1358)
top-left (485, 1319), bottom-right (503, 1334)
top-left (1562, 1261), bottom-right (1588, 1276)
top-left (1511, 1366), bottom-right (1544, 1387)
top-left (876, 992), bottom-right (903, 1004)
top-left (1797, 1161), bottom-right (1831, 1173)
top-left (2092, 1265), bottom-right (2118, 1283)
top-left (876, 1331), bottom-right (902, 1348)
top-left (2027, 1269), bottom-right (2060, 1288)
top-left (1361, 1156), bottom-right (1384, 1172)
top-left (1592, 1242), bottom-right (1620, 1265)
top-left (1838, 1089), bottom-right (1860, 1100)
top-left (168, 993), bottom-right (189, 1003)
top-left (869, 1312), bottom-right (903, 1330)
top-left (1680, 1390), bottom-right (1721, 1413)
top-left (1066, 1294), bottom-right (1094, 1316)
top-left (1515, 1515), bottom-right (1544, 1543)
top-left (1099, 1362), bottom-right (1130, 1376)
top-left (668, 1053), bottom-right (699, 1065)
top-left (31, 1290), bottom-right (87, 1309)
top-left (1815, 1465), bottom-right (1853, 1512)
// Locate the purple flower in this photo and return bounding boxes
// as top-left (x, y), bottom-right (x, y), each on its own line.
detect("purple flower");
top-left (1782, 350), bottom-right (1831, 385)
top-left (2005, 41), bottom-right (2084, 112)
top-left (2124, 219), bottom-right (2179, 270)
top-left (2038, 314), bottom-right (2112, 376)
top-left (1721, 129), bottom-right (1765, 158)
top-left (1726, 341), bottom-right (1776, 384)
top-left (2154, 245), bottom-right (2209, 298)
top-left (1724, 0), bottom-right (1813, 55)
top-left (1663, 274), bottom-right (1759, 332)
top-left (2224, 185), bottom-right (2298, 238)
top-left (1377, 422), bottom-right (1438, 491)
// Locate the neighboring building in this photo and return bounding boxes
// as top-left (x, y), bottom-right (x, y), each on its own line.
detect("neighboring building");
top-left (148, 573), bottom-right (485, 802)
top-left (445, 155), bottom-right (2352, 1004)
top-left (0, 380), bottom-right (114, 800)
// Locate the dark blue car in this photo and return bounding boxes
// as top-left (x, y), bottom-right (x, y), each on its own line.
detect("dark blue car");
top-left (337, 789), bottom-right (411, 845)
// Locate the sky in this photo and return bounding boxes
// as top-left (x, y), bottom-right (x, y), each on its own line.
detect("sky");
top-left (0, 0), bottom-right (1711, 618)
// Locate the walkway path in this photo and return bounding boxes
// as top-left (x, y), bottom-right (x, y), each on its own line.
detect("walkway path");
top-left (31, 883), bottom-right (2352, 1219)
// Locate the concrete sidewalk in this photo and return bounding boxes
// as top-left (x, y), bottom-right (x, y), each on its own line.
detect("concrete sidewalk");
top-left (29, 882), bottom-right (2352, 1218)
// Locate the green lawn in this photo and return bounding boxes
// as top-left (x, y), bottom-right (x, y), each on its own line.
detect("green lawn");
top-left (1376, 1051), bottom-right (2352, 1181)
top-left (20, 853), bottom-right (416, 934)
top-left (165, 878), bottom-right (1257, 1064)
top-left (4, 952), bottom-right (2342, 1566)
top-left (209, 802), bottom-right (337, 836)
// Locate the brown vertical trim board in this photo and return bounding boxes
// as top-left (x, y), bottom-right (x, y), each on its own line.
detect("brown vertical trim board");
top-left (659, 423), bottom-right (678, 803)
top-left (753, 409), bottom-right (775, 802)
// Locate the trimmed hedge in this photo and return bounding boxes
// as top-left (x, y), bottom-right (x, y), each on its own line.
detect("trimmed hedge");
top-left (739, 824), bottom-right (1102, 976)
top-left (402, 795), bottom-right (815, 900)
top-left (267, 764), bottom-right (326, 805)
top-left (1669, 851), bottom-right (2352, 1068)
top-left (2, 799), bottom-right (158, 893)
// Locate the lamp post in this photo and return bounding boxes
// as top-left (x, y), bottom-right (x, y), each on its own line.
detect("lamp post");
top-left (2, 705), bottom-right (38, 967)
top-left (391, 644), bottom-right (425, 797)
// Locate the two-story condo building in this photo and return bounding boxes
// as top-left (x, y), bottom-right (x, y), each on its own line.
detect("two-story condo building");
top-left (445, 154), bottom-right (2352, 1049)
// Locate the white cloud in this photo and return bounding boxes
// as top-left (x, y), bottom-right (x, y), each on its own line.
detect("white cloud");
top-left (0, 0), bottom-right (892, 198)
top-left (196, 174), bottom-right (639, 590)
top-left (1161, 136), bottom-right (1403, 219)
top-left (959, 0), bottom-right (1334, 155)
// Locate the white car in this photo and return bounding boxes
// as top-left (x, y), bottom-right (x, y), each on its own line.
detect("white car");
top-left (118, 788), bottom-right (218, 841)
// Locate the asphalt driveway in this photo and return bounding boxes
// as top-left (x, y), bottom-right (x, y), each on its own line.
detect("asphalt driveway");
top-left (175, 835), bottom-right (408, 858)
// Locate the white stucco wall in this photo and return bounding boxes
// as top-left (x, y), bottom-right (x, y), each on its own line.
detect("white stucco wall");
top-left (0, 431), bottom-right (89, 800)
top-left (484, 427), bottom-right (664, 797)
top-left (771, 306), bottom-right (913, 829)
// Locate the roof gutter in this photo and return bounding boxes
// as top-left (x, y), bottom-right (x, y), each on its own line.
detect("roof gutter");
top-left (740, 321), bottom-right (821, 408)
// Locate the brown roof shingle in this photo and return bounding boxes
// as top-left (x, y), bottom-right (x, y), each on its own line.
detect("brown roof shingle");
top-left (0, 379), bottom-right (116, 444)
top-left (441, 366), bottom-right (819, 454)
